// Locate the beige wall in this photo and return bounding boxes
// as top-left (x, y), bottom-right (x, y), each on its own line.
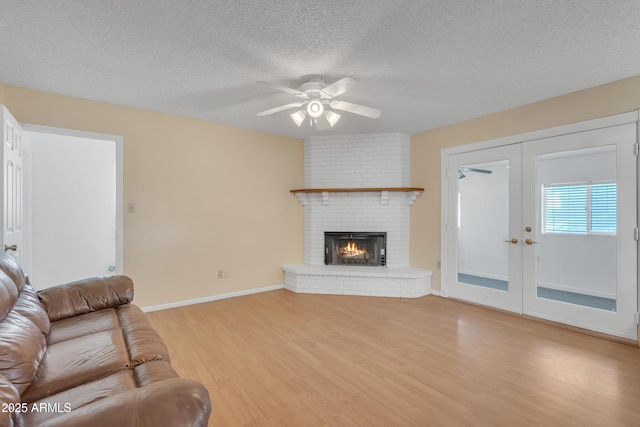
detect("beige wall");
top-left (4, 85), bottom-right (304, 307)
top-left (410, 74), bottom-right (640, 292)
top-left (6, 73), bottom-right (640, 303)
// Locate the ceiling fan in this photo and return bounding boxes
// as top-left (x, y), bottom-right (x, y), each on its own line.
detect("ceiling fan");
top-left (257, 77), bottom-right (381, 130)
top-left (457, 167), bottom-right (493, 179)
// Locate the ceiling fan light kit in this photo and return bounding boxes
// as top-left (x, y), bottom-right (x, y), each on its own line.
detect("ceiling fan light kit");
top-left (258, 77), bottom-right (381, 131)
top-left (290, 110), bottom-right (307, 126)
top-left (306, 99), bottom-right (324, 118)
top-left (325, 110), bottom-right (341, 127)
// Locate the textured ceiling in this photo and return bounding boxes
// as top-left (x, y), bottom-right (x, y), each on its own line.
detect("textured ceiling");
top-left (1, 1), bottom-right (640, 139)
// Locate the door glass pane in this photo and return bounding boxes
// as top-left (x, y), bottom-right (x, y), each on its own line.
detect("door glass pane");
top-left (535, 145), bottom-right (617, 311)
top-left (457, 160), bottom-right (510, 291)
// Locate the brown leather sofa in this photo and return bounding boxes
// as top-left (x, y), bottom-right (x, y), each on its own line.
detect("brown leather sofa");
top-left (0, 253), bottom-right (211, 427)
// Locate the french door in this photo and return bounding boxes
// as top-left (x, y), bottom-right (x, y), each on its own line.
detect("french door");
top-left (446, 144), bottom-right (523, 313)
top-left (445, 123), bottom-right (638, 340)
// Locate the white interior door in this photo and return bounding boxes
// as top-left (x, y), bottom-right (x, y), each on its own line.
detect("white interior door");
top-left (446, 144), bottom-right (523, 313)
top-left (1, 106), bottom-right (24, 264)
top-left (522, 124), bottom-right (638, 340)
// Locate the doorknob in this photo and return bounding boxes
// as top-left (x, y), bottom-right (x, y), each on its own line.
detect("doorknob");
top-left (525, 238), bottom-right (538, 245)
top-left (504, 238), bottom-right (518, 244)
top-left (4, 244), bottom-right (17, 252)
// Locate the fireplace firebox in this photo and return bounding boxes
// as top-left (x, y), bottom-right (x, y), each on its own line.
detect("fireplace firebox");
top-left (324, 232), bottom-right (386, 267)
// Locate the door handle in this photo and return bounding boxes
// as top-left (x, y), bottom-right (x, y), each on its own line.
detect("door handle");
top-left (504, 238), bottom-right (518, 244)
top-left (525, 238), bottom-right (538, 245)
top-left (4, 244), bottom-right (17, 252)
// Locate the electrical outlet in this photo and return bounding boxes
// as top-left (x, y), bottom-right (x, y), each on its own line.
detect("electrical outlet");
top-left (127, 203), bottom-right (136, 214)
top-left (217, 270), bottom-right (230, 279)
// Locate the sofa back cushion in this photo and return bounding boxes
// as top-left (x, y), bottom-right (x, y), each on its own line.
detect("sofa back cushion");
top-left (13, 285), bottom-right (50, 335)
top-left (0, 253), bottom-right (26, 292)
top-left (0, 273), bottom-right (18, 322)
top-left (0, 306), bottom-right (46, 394)
top-left (38, 276), bottom-right (134, 322)
top-left (0, 266), bottom-right (47, 395)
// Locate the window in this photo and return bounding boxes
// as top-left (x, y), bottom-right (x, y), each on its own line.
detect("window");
top-left (543, 182), bottom-right (616, 234)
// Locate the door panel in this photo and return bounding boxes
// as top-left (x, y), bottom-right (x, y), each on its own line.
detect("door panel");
top-left (447, 144), bottom-right (523, 313)
top-left (2, 106), bottom-right (23, 263)
top-left (522, 124), bottom-right (637, 339)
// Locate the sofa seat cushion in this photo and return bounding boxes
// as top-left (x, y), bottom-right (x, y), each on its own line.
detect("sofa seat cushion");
top-left (21, 329), bottom-right (130, 403)
top-left (20, 362), bottom-right (199, 427)
top-left (19, 378), bottom-right (211, 427)
top-left (19, 370), bottom-right (137, 427)
top-left (46, 308), bottom-right (118, 345)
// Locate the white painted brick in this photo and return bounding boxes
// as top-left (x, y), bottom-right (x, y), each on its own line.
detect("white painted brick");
top-left (305, 133), bottom-right (409, 188)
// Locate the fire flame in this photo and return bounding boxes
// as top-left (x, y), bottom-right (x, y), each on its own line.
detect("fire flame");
top-left (340, 241), bottom-right (366, 257)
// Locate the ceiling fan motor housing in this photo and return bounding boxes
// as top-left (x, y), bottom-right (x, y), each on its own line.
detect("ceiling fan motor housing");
top-left (299, 79), bottom-right (331, 99)
top-left (298, 78), bottom-right (326, 93)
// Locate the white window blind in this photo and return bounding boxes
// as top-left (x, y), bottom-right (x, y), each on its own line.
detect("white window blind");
top-left (590, 183), bottom-right (617, 233)
top-left (543, 182), bottom-right (616, 234)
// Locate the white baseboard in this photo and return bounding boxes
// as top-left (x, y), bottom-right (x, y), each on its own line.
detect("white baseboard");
top-left (141, 284), bottom-right (285, 313)
top-left (429, 289), bottom-right (442, 297)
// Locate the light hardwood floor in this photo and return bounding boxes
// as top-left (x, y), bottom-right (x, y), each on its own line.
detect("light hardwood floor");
top-left (146, 290), bottom-right (640, 426)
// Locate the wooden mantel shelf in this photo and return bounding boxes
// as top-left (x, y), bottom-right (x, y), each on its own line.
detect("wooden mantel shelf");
top-left (291, 187), bottom-right (424, 206)
top-left (290, 187), bottom-right (424, 193)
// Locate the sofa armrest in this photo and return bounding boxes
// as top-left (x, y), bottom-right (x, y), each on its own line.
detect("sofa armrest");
top-left (32, 378), bottom-right (211, 427)
top-left (37, 276), bottom-right (134, 322)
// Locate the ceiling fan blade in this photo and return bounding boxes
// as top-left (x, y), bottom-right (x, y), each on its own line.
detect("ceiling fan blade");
top-left (331, 101), bottom-right (381, 119)
top-left (460, 167), bottom-right (492, 174)
top-left (257, 102), bottom-right (305, 116)
top-left (320, 77), bottom-right (355, 98)
top-left (258, 81), bottom-right (306, 97)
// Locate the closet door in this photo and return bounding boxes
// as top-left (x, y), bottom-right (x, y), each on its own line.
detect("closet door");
top-left (446, 144), bottom-right (523, 314)
top-left (522, 124), bottom-right (638, 340)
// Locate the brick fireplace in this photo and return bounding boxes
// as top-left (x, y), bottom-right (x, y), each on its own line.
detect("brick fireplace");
top-left (283, 133), bottom-right (431, 298)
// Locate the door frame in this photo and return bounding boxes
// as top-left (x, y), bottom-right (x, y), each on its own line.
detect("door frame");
top-left (441, 110), bottom-right (639, 311)
top-left (21, 123), bottom-right (124, 278)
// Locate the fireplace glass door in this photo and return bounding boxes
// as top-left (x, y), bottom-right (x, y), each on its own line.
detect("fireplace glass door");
top-left (325, 232), bottom-right (386, 266)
